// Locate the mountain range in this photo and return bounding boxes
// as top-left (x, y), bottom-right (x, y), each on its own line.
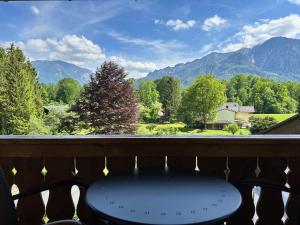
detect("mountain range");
top-left (144, 37), bottom-right (300, 86)
top-left (32, 37), bottom-right (300, 86)
top-left (32, 60), bottom-right (92, 84)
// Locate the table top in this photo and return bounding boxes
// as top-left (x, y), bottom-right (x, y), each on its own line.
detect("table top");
top-left (86, 169), bottom-right (242, 225)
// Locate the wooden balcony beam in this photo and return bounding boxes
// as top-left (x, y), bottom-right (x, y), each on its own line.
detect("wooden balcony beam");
top-left (0, 135), bottom-right (300, 157)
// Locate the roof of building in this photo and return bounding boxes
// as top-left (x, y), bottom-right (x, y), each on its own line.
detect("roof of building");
top-left (217, 102), bottom-right (255, 113)
top-left (263, 113), bottom-right (300, 134)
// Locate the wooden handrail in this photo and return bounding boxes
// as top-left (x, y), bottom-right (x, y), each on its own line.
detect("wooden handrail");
top-left (1, 135), bottom-right (300, 157)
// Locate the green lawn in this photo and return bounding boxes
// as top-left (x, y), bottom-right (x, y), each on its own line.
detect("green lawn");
top-left (137, 113), bottom-right (297, 135)
top-left (251, 114), bottom-right (296, 122)
top-left (137, 123), bottom-right (250, 135)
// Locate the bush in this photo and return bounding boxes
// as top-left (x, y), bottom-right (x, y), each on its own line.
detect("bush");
top-left (146, 124), bottom-right (157, 131)
top-left (139, 102), bottom-right (162, 123)
top-left (250, 116), bottom-right (278, 134)
top-left (155, 127), bottom-right (178, 135)
top-left (44, 110), bottom-right (88, 134)
top-left (224, 123), bottom-right (239, 135)
top-left (26, 117), bottom-right (51, 135)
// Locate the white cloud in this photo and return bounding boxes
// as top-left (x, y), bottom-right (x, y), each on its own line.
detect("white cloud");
top-left (200, 43), bottom-right (214, 54)
top-left (107, 31), bottom-right (186, 53)
top-left (165, 19), bottom-right (196, 31)
top-left (110, 56), bottom-right (157, 72)
top-left (220, 14), bottom-right (300, 52)
top-left (288, 0), bottom-right (300, 5)
top-left (107, 31), bottom-right (198, 74)
top-left (202, 15), bottom-right (227, 31)
top-left (2, 34), bottom-right (158, 79)
top-left (4, 35), bottom-right (105, 70)
top-left (110, 56), bottom-right (158, 78)
top-left (155, 19), bottom-right (196, 31)
top-left (154, 19), bottom-right (160, 24)
top-left (30, 6), bottom-right (40, 15)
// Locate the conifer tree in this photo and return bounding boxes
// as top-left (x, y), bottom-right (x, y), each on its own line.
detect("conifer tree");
top-left (0, 44), bottom-right (43, 134)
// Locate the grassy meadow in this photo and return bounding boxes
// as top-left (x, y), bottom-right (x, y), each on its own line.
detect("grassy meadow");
top-left (251, 114), bottom-right (295, 122)
top-left (136, 113), bottom-right (295, 135)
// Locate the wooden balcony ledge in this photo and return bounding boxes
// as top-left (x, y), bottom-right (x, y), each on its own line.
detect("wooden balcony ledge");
top-left (0, 135), bottom-right (299, 225)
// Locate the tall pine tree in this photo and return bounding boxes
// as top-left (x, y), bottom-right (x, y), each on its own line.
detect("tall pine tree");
top-left (74, 61), bottom-right (138, 134)
top-left (155, 76), bottom-right (181, 122)
top-left (0, 44), bottom-right (43, 134)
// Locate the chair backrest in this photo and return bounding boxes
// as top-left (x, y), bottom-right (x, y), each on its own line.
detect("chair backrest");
top-left (0, 166), bottom-right (18, 225)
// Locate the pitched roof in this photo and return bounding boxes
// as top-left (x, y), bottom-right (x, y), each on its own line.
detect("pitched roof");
top-left (217, 102), bottom-right (255, 113)
top-left (263, 114), bottom-right (300, 134)
top-left (239, 106), bottom-right (255, 113)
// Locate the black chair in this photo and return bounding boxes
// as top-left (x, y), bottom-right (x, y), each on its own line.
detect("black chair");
top-left (0, 166), bottom-right (89, 225)
top-left (240, 178), bottom-right (300, 225)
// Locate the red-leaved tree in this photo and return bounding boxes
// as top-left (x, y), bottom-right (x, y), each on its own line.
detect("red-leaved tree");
top-left (74, 61), bottom-right (138, 134)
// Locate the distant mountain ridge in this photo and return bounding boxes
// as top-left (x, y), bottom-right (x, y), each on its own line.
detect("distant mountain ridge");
top-left (144, 37), bottom-right (300, 86)
top-left (32, 60), bottom-right (92, 84)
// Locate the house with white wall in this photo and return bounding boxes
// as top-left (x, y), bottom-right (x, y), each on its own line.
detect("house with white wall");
top-left (208, 102), bottom-right (255, 129)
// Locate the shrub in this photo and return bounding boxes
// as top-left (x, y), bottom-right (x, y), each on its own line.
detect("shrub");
top-left (156, 127), bottom-right (178, 135)
top-left (224, 123), bottom-right (239, 135)
top-left (249, 116), bottom-right (278, 134)
top-left (146, 124), bottom-right (157, 131)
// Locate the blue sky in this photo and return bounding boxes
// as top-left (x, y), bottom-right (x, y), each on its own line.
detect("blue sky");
top-left (1, 0), bottom-right (300, 78)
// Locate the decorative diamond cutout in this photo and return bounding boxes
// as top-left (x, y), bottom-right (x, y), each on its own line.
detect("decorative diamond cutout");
top-left (41, 166), bottom-right (48, 177)
top-left (282, 213), bottom-right (288, 223)
top-left (255, 165), bottom-right (261, 178)
top-left (255, 157), bottom-right (261, 178)
top-left (72, 168), bottom-right (79, 176)
top-left (103, 157), bottom-right (109, 176)
top-left (224, 168), bottom-right (231, 179)
top-left (73, 212), bottom-right (79, 221)
top-left (103, 167), bottom-right (109, 176)
top-left (42, 214), bottom-right (49, 224)
top-left (11, 167), bottom-right (17, 176)
top-left (72, 157), bottom-right (79, 176)
top-left (224, 157), bottom-right (230, 180)
top-left (284, 166), bottom-right (290, 174)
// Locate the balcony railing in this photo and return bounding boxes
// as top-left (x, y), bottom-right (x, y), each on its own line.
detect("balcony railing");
top-left (0, 135), bottom-right (300, 225)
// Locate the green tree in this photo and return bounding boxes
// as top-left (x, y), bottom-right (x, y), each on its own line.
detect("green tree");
top-left (46, 83), bottom-right (58, 103)
top-left (224, 123), bottom-right (239, 135)
top-left (155, 76), bottom-right (181, 122)
top-left (40, 83), bottom-right (50, 105)
top-left (138, 81), bottom-right (160, 107)
top-left (0, 48), bottom-right (8, 134)
top-left (272, 83), bottom-right (297, 113)
top-left (0, 44), bottom-right (43, 134)
top-left (74, 61), bottom-right (138, 134)
top-left (227, 75), bottom-right (298, 114)
top-left (138, 81), bottom-right (162, 123)
top-left (56, 78), bottom-right (81, 104)
top-left (282, 81), bottom-right (300, 112)
top-left (178, 75), bottom-right (226, 128)
top-left (226, 74), bottom-right (259, 106)
top-left (250, 79), bottom-right (297, 113)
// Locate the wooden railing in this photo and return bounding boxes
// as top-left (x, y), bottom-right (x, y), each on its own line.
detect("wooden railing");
top-left (0, 135), bottom-right (300, 225)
